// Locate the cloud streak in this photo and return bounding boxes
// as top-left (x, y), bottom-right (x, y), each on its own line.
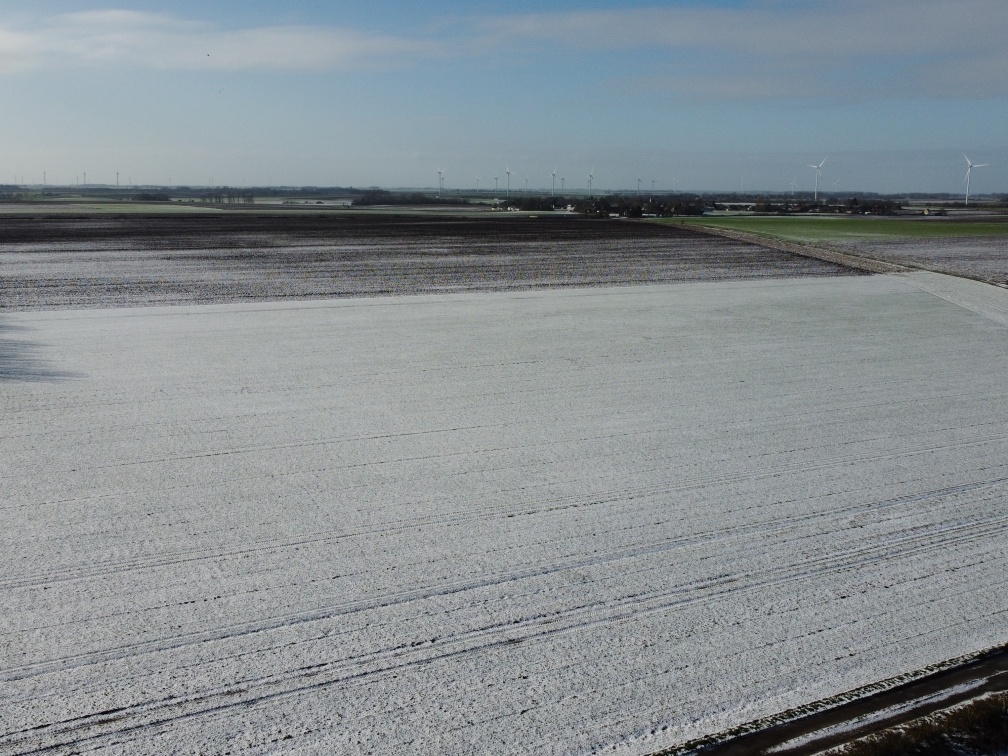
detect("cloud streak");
top-left (2, 3), bottom-right (1006, 99)
top-left (467, 0), bottom-right (1008, 99)
top-left (0, 10), bottom-right (437, 73)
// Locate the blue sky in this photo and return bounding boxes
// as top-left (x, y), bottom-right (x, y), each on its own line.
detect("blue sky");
top-left (2, 1), bottom-right (1006, 194)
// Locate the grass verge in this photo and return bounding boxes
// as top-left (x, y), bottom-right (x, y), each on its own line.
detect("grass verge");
top-left (826, 691), bottom-right (1008, 755)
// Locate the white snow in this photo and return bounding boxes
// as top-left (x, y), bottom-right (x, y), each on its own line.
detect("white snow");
top-left (2, 273), bottom-right (1007, 754)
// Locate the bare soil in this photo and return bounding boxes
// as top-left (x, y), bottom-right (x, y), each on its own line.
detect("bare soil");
top-left (0, 213), bottom-right (863, 310)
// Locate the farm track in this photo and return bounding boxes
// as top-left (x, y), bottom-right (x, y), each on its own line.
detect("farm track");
top-left (681, 220), bottom-right (1008, 288)
top-left (3, 217), bottom-right (1008, 753)
top-left (679, 223), bottom-right (909, 275)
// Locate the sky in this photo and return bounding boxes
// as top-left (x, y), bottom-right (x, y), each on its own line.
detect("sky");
top-left (1, 0), bottom-right (1006, 194)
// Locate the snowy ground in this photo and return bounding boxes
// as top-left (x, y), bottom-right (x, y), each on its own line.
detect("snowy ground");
top-left (0, 214), bottom-right (858, 311)
top-left (832, 235), bottom-right (1008, 285)
top-left (2, 273), bottom-right (1007, 754)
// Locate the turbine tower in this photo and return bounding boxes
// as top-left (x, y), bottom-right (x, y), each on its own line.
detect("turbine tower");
top-left (505, 166), bottom-right (511, 198)
top-left (806, 158), bottom-right (826, 201)
top-left (475, 176), bottom-right (480, 192)
top-left (437, 168), bottom-right (444, 198)
top-left (588, 170), bottom-right (593, 199)
top-left (963, 155), bottom-right (988, 206)
top-left (790, 176), bottom-right (797, 196)
top-left (494, 176), bottom-right (498, 194)
top-left (551, 169), bottom-right (557, 197)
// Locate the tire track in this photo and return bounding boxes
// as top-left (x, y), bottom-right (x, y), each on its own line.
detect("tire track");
top-left (3, 478), bottom-right (1004, 684)
top-left (3, 440), bottom-right (1005, 593)
top-left (4, 507), bottom-right (1005, 752)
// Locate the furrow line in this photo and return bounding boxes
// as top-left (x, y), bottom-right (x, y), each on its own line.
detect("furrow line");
top-left (5, 508), bottom-right (1003, 752)
top-left (4, 475), bottom-right (1004, 594)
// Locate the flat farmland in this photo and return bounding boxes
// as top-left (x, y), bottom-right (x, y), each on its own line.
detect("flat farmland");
top-left (679, 215), bottom-right (1008, 285)
top-left (830, 236), bottom-right (1008, 286)
top-left (3, 223), bottom-right (1008, 753)
top-left (0, 213), bottom-right (860, 310)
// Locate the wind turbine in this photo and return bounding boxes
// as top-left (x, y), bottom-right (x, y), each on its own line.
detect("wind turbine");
top-left (494, 176), bottom-right (498, 194)
top-left (637, 177), bottom-right (642, 196)
top-left (561, 177), bottom-right (565, 192)
top-left (505, 166), bottom-right (511, 197)
top-left (588, 170), bottom-right (593, 199)
top-left (790, 175), bottom-right (797, 196)
top-left (437, 168), bottom-right (444, 198)
top-left (807, 158), bottom-right (826, 201)
top-left (475, 176), bottom-right (480, 192)
top-left (551, 169), bottom-right (557, 197)
top-left (963, 155), bottom-right (988, 206)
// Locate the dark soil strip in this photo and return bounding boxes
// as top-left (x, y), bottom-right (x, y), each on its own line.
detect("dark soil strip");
top-left (0, 213), bottom-right (865, 311)
top-left (835, 692), bottom-right (1008, 756)
top-left (657, 645), bottom-right (1008, 755)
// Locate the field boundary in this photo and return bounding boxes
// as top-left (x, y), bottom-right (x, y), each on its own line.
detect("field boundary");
top-left (679, 223), bottom-right (910, 274)
top-left (655, 643), bottom-right (1008, 755)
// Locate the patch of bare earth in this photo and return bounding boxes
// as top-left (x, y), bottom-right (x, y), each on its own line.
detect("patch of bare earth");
top-left (0, 213), bottom-right (862, 310)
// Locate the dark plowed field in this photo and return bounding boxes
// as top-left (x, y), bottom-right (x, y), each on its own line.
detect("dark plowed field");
top-left (0, 213), bottom-right (864, 310)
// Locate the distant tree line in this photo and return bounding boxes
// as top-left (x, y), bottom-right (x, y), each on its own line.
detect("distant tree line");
top-left (200, 190), bottom-right (255, 204)
top-left (707, 196), bottom-right (902, 215)
top-left (500, 195), bottom-right (561, 211)
top-left (568, 195), bottom-right (706, 217)
top-left (353, 190), bottom-right (470, 206)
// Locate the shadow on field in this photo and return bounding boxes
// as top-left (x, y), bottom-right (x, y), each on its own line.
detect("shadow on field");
top-left (0, 319), bottom-right (81, 382)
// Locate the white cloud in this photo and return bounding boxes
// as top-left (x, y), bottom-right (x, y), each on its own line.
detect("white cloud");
top-left (468, 1), bottom-right (1004, 57)
top-left (465, 0), bottom-right (1008, 99)
top-left (0, 10), bottom-right (436, 73)
top-left (2, 3), bottom-right (1006, 99)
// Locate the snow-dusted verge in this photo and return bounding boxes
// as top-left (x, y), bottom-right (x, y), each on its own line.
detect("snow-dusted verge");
top-left (765, 680), bottom-right (989, 753)
top-left (2, 274), bottom-right (1007, 754)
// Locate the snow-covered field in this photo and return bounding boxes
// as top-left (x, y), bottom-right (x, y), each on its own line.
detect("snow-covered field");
top-left (833, 235), bottom-right (1008, 286)
top-left (3, 273), bottom-right (1007, 754)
